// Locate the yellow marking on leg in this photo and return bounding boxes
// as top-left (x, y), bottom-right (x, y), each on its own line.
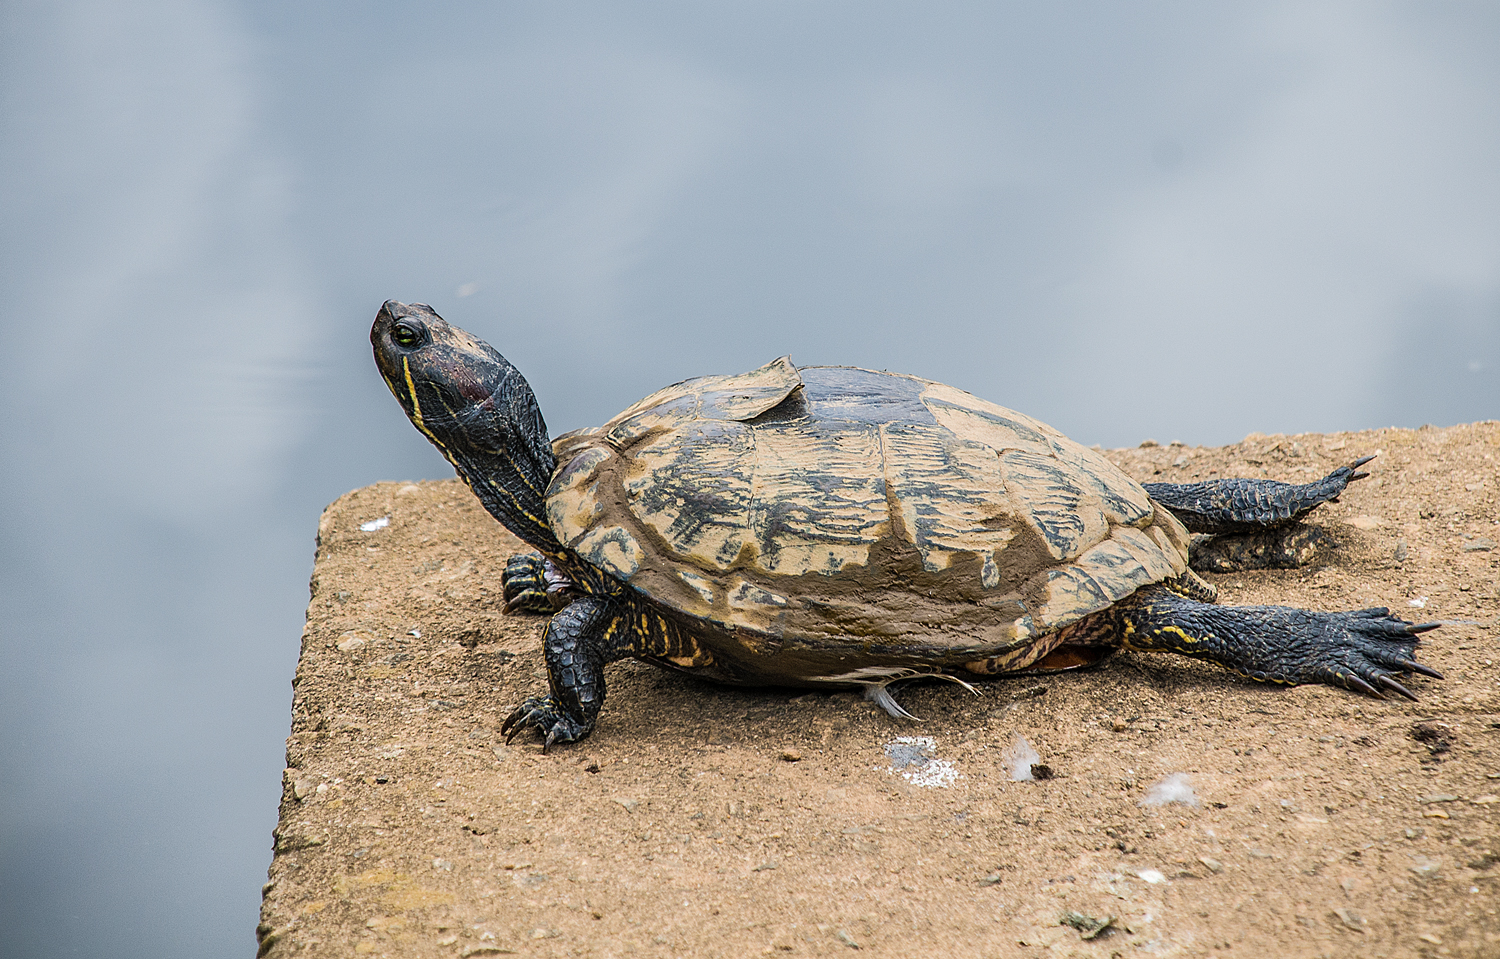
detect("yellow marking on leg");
top-left (651, 612), bottom-right (711, 667)
top-left (665, 632), bottom-right (713, 668)
top-left (1155, 625), bottom-right (1201, 646)
top-left (1123, 623), bottom-right (1208, 653)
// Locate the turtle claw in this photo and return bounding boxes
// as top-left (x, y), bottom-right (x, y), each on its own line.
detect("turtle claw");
top-left (501, 716), bottom-right (526, 745)
top-left (1308, 609), bottom-right (1441, 701)
top-left (1344, 674), bottom-right (1382, 698)
top-left (501, 695), bottom-right (591, 751)
top-left (1339, 455), bottom-right (1376, 480)
top-left (1376, 674), bottom-right (1418, 701)
top-left (1398, 659), bottom-right (1445, 680)
top-left (502, 554), bottom-right (553, 615)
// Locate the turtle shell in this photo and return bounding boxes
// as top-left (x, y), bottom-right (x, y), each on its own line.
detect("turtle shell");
top-left (546, 358), bottom-right (1190, 661)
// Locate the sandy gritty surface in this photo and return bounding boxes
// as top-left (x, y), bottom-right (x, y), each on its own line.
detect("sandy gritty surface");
top-left (260, 422), bottom-right (1500, 959)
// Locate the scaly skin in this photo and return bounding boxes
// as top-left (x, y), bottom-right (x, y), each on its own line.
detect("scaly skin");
top-left (502, 553), bottom-right (578, 613)
top-left (502, 597), bottom-right (626, 750)
top-left (1144, 457), bottom-right (1373, 535)
top-left (1115, 586), bottom-right (1441, 698)
top-left (501, 554), bottom-right (552, 613)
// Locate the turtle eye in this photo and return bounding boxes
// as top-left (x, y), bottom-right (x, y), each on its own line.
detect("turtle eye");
top-left (392, 319), bottom-right (424, 348)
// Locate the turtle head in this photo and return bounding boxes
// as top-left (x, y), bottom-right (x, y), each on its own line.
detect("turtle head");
top-left (372, 300), bottom-right (559, 550)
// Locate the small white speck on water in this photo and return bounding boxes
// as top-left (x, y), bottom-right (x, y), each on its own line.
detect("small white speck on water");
top-left (883, 736), bottom-right (959, 788)
top-left (360, 516), bottom-right (390, 532)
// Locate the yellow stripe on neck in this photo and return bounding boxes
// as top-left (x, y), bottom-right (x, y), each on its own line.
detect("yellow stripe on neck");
top-left (401, 356), bottom-right (444, 448)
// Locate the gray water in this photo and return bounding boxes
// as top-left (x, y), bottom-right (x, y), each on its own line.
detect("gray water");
top-left (1, 3), bottom-right (1497, 956)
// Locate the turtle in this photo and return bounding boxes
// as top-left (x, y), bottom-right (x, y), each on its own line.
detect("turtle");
top-left (371, 301), bottom-right (1441, 749)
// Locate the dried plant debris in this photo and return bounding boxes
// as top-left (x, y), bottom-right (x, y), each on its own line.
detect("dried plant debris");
top-left (1060, 910), bottom-right (1116, 940)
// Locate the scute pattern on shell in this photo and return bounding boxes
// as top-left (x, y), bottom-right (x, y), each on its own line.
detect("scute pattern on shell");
top-left (545, 359), bottom-right (1189, 655)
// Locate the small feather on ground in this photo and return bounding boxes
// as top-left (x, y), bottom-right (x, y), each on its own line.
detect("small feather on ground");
top-left (1004, 733), bottom-right (1040, 782)
top-left (1141, 773), bottom-right (1200, 807)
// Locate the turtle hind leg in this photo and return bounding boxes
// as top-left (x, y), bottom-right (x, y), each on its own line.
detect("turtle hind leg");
top-left (1024, 646), bottom-right (1117, 672)
top-left (1115, 584), bottom-right (1442, 698)
top-left (1144, 456), bottom-right (1373, 535)
top-left (964, 610), bottom-right (1125, 678)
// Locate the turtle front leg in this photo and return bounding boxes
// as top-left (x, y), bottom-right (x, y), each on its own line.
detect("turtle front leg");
top-left (1115, 585), bottom-right (1442, 699)
top-left (502, 553), bottom-right (577, 613)
top-left (502, 596), bottom-right (630, 750)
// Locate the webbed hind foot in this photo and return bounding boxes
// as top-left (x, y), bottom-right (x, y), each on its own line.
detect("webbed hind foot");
top-left (1146, 456), bottom-right (1374, 535)
top-left (1118, 587), bottom-right (1442, 700)
top-left (1280, 608), bottom-right (1443, 699)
